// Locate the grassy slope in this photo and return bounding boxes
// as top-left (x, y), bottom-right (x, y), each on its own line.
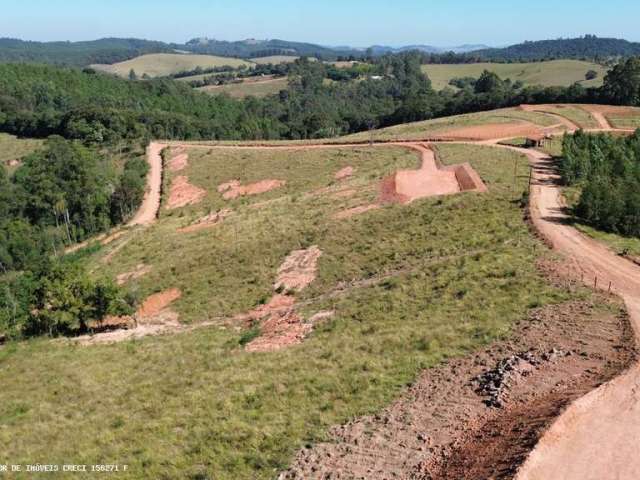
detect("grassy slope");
top-left (423, 60), bottom-right (608, 90)
top-left (341, 107), bottom-right (557, 142)
top-left (198, 77), bottom-right (289, 98)
top-left (91, 53), bottom-right (253, 78)
top-left (0, 133), bottom-right (43, 174)
top-left (0, 142), bottom-right (586, 479)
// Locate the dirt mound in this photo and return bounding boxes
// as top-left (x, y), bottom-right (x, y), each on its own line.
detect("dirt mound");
top-left (218, 178), bottom-right (286, 200)
top-left (136, 288), bottom-right (182, 321)
top-left (178, 208), bottom-right (232, 233)
top-left (436, 122), bottom-right (545, 141)
top-left (280, 298), bottom-right (635, 480)
top-left (274, 246), bottom-right (323, 292)
top-left (116, 263), bottom-right (152, 285)
top-left (166, 176), bottom-right (207, 209)
top-left (335, 166), bottom-right (355, 180)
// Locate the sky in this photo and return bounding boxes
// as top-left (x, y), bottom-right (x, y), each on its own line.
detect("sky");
top-left (1, 0), bottom-right (639, 47)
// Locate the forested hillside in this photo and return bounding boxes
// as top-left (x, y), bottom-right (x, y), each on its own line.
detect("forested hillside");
top-left (475, 35), bottom-right (640, 62)
top-left (0, 38), bottom-right (171, 66)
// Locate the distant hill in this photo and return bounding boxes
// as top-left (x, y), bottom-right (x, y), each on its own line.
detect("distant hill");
top-left (185, 38), bottom-right (349, 60)
top-left (369, 44), bottom-right (491, 55)
top-left (474, 35), bottom-right (640, 61)
top-left (0, 37), bottom-right (171, 66)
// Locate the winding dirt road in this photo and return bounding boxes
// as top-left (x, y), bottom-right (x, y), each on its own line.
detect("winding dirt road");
top-left (127, 142), bottom-right (164, 226)
top-left (498, 143), bottom-right (640, 480)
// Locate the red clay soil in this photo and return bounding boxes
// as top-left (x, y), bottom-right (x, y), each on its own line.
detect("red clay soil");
top-left (490, 143), bottom-right (640, 480)
top-left (166, 175), bottom-right (207, 209)
top-left (274, 246), bottom-right (323, 292)
top-left (218, 178), bottom-right (286, 200)
top-left (379, 143), bottom-right (486, 204)
top-left (435, 122), bottom-right (545, 141)
top-left (281, 297), bottom-right (635, 480)
top-left (177, 208), bottom-right (233, 233)
top-left (116, 263), bottom-right (152, 285)
top-left (128, 142), bottom-right (164, 226)
top-left (335, 166), bottom-right (355, 180)
top-left (136, 288), bottom-right (182, 321)
top-left (168, 149), bottom-right (189, 172)
top-left (519, 104), bottom-right (581, 131)
top-left (238, 246), bottom-right (324, 352)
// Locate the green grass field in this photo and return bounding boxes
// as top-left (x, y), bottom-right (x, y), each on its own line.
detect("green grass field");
top-left (199, 77), bottom-right (289, 98)
top-left (0, 133), bottom-right (43, 174)
top-left (91, 53), bottom-right (253, 78)
top-left (0, 140), bottom-right (588, 479)
top-left (606, 107), bottom-right (640, 129)
top-left (422, 60), bottom-right (608, 90)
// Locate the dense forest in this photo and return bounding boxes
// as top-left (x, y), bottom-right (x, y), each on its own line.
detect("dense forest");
top-left (561, 130), bottom-right (640, 237)
top-left (0, 37), bottom-right (172, 66)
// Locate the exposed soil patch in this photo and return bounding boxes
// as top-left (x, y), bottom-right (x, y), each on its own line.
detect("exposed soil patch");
top-left (237, 247), bottom-right (324, 352)
top-left (335, 166), bottom-right (355, 180)
top-left (116, 263), bottom-right (152, 285)
top-left (379, 144), bottom-right (486, 204)
top-left (136, 288), bottom-right (182, 321)
top-left (280, 297), bottom-right (636, 480)
top-left (167, 147), bottom-right (189, 172)
top-left (330, 188), bottom-right (358, 199)
top-left (435, 122), bottom-right (545, 141)
top-left (274, 246), bottom-right (323, 292)
top-left (177, 208), bottom-right (233, 233)
top-left (167, 175), bottom-right (207, 209)
top-left (218, 178), bottom-right (286, 200)
top-left (128, 142), bottom-right (163, 226)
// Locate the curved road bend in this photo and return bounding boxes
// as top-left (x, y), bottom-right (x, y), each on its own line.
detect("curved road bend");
top-left (491, 144), bottom-right (640, 480)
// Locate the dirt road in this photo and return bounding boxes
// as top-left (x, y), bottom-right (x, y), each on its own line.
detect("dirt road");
top-left (128, 142), bottom-right (164, 226)
top-left (495, 144), bottom-right (640, 480)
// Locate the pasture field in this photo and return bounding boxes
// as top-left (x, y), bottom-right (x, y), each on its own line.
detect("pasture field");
top-left (91, 53), bottom-right (253, 78)
top-left (0, 133), bottom-right (43, 173)
top-left (0, 142), bottom-right (579, 479)
top-left (199, 76), bottom-right (289, 98)
top-left (422, 60), bottom-right (608, 90)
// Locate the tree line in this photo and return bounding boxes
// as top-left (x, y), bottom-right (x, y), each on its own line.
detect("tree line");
top-left (561, 130), bottom-right (640, 237)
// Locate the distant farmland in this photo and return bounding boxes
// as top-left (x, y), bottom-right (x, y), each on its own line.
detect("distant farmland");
top-left (249, 55), bottom-right (301, 64)
top-left (91, 53), bottom-right (253, 78)
top-left (422, 60), bottom-right (608, 90)
top-left (199, 76), bottom-right (289, 98)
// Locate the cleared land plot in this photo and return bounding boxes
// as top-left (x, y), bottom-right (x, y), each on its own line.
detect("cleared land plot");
top-left (0, 142), bottom-right (584, 479)
top-left (520, 104), bottom-right (601, 129)
top-left (91, 53), bottom-right (252, 78)
top-left (0, 133), bottom-right (43, 173)
top-left (422, 60), bottom-right (608, 90)
top-left (596, 106), bottom-right (640, 129)
top-left (199, 76), bottom-right (288, 98)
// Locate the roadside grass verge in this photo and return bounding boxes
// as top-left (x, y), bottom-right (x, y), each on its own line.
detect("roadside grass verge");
top-left (0, 143), bottom-right (589, 479)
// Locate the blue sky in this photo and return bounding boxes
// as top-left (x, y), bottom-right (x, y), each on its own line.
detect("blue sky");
top-left (1, 0), bottom-right (638, 47)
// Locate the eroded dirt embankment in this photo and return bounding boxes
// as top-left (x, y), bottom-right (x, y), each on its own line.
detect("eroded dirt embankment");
top-left (281, 295), bottom-right (635, 480)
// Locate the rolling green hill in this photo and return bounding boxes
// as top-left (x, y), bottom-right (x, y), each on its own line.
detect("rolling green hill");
top-left (422, 60), bottom-right (608, 90)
